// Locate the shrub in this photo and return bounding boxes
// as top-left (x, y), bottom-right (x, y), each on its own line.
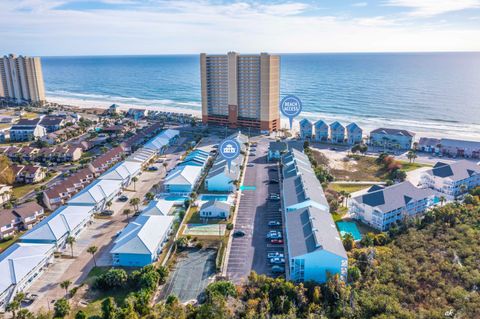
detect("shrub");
top-left (226, 223), bottom-right (234, 230)
top-left (54, 298), bottom-right (70, 318)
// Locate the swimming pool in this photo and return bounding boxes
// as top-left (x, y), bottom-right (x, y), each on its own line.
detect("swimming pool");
top-left (336, 221), bottom-right (362, 241)
top-left (199, 194), bottom-right (229, 202)
top-left (164, 196), bottom-right (188, 202)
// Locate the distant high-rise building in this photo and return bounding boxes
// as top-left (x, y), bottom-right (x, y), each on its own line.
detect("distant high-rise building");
top-left (0, 54), bottom-right (46, 105)
top-left (200, 52), bottom-right (280, 132)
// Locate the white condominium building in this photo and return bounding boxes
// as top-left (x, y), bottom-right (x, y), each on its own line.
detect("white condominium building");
top-left (0, 54), bottom-right (46, 104)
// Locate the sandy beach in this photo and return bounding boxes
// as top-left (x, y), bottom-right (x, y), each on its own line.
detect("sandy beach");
top-left (47, 95), bottom-right (480, 141)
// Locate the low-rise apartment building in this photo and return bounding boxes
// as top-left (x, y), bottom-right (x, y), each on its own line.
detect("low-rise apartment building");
top-left (12, 164), bottom-right (45, 184)
top-left (420, 161), bottom-right (480, 198)
top-left (281, 149), bottom-right (347, 283)
top-left (0, 202), bottom-right (45, 238)
top-left (9, 118), bottom-right (46, 142)
top-left (369, 127), bottom-right (415, 150)
top-left (350, 182), bottom-right (438, 231)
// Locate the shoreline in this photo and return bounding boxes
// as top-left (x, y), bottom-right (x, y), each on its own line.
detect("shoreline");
top-left (46, 95), bottom-right (480, 141)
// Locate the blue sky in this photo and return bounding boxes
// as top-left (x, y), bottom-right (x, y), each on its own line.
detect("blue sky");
top-left (1, 0), bottom-right (480, 55)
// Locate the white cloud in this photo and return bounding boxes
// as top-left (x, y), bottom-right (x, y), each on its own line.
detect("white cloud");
top-left (385, 0), bottom-right (480, 17)
top-left (0, 0), bottom-right (479, 55)
top-left (353, 2), bottom-right (368, 7)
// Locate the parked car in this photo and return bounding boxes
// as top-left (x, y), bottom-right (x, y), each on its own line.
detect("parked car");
top-left (270, 239), bottom-right (284, 244)
top-left (269, 167), bottom-right (278, 172)
top-left (233, 230), bottom-right (246, 237)
top-left (247, 163), bottom-right (255, 167)
top-left (271, 265), bottom-right (285, 274)
top-left (268, 220), bottom-right (281, 227)
top-left (266, 230), bottom-right (282, 239)
top-left (147, 166), bottom-right (159, 171)
top-left (268, 180), bottom-right (279, 184)
top-left (118, 195), bottom-right (128, 202)
top-left (250, 152), bottom-right (256, 156)
top-left (267, 252), bottom-right (284, 259)
top-left (270, 257), bottom-right (286, 264)
top-left (100, 210), bottom-right (114, 216)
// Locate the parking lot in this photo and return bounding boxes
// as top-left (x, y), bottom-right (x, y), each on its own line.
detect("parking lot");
top-left (226, 139), bottom-right (285, 283)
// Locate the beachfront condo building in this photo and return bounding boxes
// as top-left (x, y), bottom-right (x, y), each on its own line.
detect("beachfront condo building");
top-left (200, 52), bottom-right (280, 132)
top-left (0, 54), bottom-right (46, 105)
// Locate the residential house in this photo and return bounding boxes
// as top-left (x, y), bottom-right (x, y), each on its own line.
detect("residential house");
top-left (11, 202), bottom-right (44, 230)
top-left (111, 215), bottom-right (174, 267)
top-left (314, 120), bottom-right (329, 142)
top-left (141, 200), bottom-right (175, 216)
top-left (281, 149), bottom-right (347, 283)
top-left (21, 205), bottom-right (95, 247)
top-left (439, 138), bottom-right (480, 158)
top-left (418, 137), bottom-right (441, 153)
top-left (127, 108), bottom-right (148, 120)
top-left (369, 128), bottom-right (415, 151)
top-left (0, 210), bottom-right (18, 239)
top-left (164, 165), bottom-right (203, 194)
top-left (98, 160), bottom-right (142, 188)
top-left (330, 121), bottom-right (345, 143)
top-left (350, 182), bottom-right (437, 231)
top-left (268, 141), bottom-right (288, 161)
top-left (346, 123), bottom-right (363, 145)
top-left (9, 118), bottom-right (46, 142)
top-left (204, 155), bottom-right (243, 192)
top-left (0, 185), bottom-right (12, 206)
top-left (299, 119), bottom-right (313, 139)
top-left (39, 116), bottom-right (65, 133)
top-left (67, 179), bottom-right (122, 211)
top-left (12, 165), bottom-right (45, 184)
top-left (0, 243), bottom-right (55, 311)
top-left (199, 201), bottom-right (231, 219)
top-left (420, 161), bottom-right (480, 198)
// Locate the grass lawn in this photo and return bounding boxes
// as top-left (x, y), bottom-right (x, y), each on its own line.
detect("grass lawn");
top-left (328, 183), bottom-right (373, 194)
top-left (330, 156), bottom-right (430, 182)
top-left (0, 232), bottom-right (25, 253)
top-left (332, 206), bottom-right (348, 222)
top-left (186, 208), bottom-right (228, 225)
top-left (11, 173), bottom-right (59, 199)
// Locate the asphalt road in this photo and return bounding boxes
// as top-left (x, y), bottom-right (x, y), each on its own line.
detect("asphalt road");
top-left (226, 139), bottom-right (284, 283)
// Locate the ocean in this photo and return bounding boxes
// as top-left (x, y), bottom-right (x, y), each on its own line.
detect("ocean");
top-left (42, 53), bottom-right (480, 140)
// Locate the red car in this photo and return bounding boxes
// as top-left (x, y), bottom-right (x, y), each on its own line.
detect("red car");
top-left (270, 239), bottom-right (284, 244)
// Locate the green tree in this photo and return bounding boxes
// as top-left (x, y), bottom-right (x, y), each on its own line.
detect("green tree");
top-left (145, 192), bottom-right (155, 201)
top-left (16, 309), bottom-right (33, 319)
top-left (54, 298), bottom-right (70, 318)
top-left (129, 197), bottom-right (140, 213)
top-left (66, 236), bottom-right (76, 257)
top-left (6, 292), bottom-right (24, 319)
top-left (123, 208), bottom-right (132, 221)
top-left (131, 176), bottom-right (138, 190)
top-left (342, 233), bottom-right (355, 251)
top-left (101, 297), bottom-right (117, 319)
top-left (75, 310), bottom-right (87, 319)
top-left (60, 280), bottom-right (72, 296)
top-left (87, 245), bottom-right (98, 267)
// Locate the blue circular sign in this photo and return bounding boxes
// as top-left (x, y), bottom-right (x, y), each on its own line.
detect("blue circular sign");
top-left (219, 139), bottom-right (241, 161)
top-left (280, 95), bottom-right (302, 129)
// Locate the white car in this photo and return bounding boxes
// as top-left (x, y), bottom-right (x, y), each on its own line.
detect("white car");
top-left (270, 257), bottom-right (286, 264)
top-left (267, 252), bottom-right (284, 259)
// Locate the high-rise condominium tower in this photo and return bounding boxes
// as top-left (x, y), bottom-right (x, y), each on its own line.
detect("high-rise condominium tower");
top-left (200, 52), bottom-right (280, 132)
top-left (0, 54), bottom-right (46, 104)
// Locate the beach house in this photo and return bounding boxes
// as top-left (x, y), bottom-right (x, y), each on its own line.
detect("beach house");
top-left (299, 119), bottom-right (313, 139)
top-left (349, 182), bottom-right (437, 231)
top-left (111, 215), bottom-right (174, 267)
top-left (346, 123), bottom-right (363, 145)
top-left (314, 120), bottom-right (329, 142)
top-left (330, 121), bottom-right (345, 143)
top-left (369, 128), bottom-right (415, 151)
top-left (420, 161), bottom-right (480, 198)
top-left (268, 141), bottom-right (288, 161)
top-left (281, 149), bottom-right (347, 283)
top-left (164, 165), bottom-right (203, 194)
top-left (199, 201), bottom-right (231, 219)
top-left (204, 155), bottom-right (243, 192)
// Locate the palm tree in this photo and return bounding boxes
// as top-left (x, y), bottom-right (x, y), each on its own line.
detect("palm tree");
top-left (407, 150), bottom-right (417, 163)
top-left (6, 292), bottom-right (24, 319)
top-left (66, 236), bottom-right (76, 257)
top-left (342, 233), bottom-right (355, 251)
top-left (439, 195), bottom-right (446, 207)
top-left (129, 197), bottom-right (140, 213)
top-left (123, 208), bottom-right (132, 221)
top-left (163, 162), bottom-right (168, 173)
top-left (87, 246), bottom-right (98, 267)
top-left (145, 192), bottom-right (155, 201)
top-left (459, 184), bottom-right (467, 194)
top-left (60, 280), bottom-right (72, 296)
top-left (131, 176), bottom-right (138, 191)
top-left (105, 200), bottom-right (112, 209)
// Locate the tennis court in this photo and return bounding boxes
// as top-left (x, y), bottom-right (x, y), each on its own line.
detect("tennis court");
top-left (184, 224), bottom-right (226, 236)
top-left (336, 221), bottom-right (362, 241)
